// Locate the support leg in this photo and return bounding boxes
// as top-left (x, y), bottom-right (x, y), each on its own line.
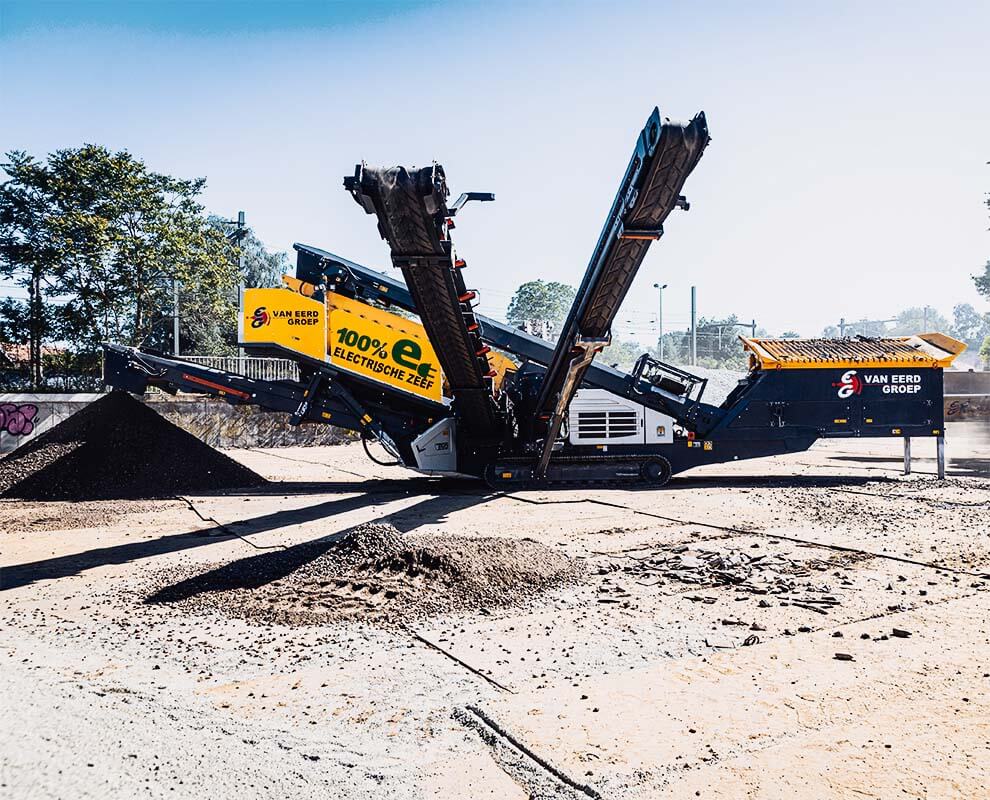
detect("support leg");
top-left (903, 437), bottom-right (911, 476)
top-left (937, 435), bottom-right (945, 480)
top-left (290, 372), bottom-right (324, 425)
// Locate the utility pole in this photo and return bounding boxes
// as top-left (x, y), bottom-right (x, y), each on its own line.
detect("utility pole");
top-left (750, 319), bottom-right (757, 339)
top-left (690, 285), bottom-right (697, 367)
top-left (653, 282), bottom-right (667, 361)
top-left (173, 278), bottom-right (180, 356)
top-left (29, 270), bottom-right (42, 390)
top-left (237, 211), bottom-right (246, 361)
top-left (838, 317), bottom-right (846, 337)
top-left (923, 305), bottom-right (929, 331)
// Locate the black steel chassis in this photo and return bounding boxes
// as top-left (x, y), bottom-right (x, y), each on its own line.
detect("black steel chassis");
top-left (102, 343), bottom-right (446, 467)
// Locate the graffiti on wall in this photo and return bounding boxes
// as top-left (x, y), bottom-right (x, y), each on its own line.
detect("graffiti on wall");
top-left (0, 403), bottom-right (39, 436)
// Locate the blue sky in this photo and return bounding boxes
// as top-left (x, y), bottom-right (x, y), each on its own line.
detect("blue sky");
top-left (2, 0), bottom-right (988, 340)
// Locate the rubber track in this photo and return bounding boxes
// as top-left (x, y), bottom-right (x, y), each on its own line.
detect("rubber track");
top-left (348, 166), bottom-right (497, 434)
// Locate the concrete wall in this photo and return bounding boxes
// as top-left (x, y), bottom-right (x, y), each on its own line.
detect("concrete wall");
top-left (944, 372), bottom-right (990, 423)
top-left (0, 393), bottom-right (351, 454)
top-left (945, 370), bottom-right (990, 395)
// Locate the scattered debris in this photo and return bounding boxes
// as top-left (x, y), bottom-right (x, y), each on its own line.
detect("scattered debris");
top-left (613, 544), bottom-right (854, 613)
top-left (891, 628), bottom-right (912, 639)
top-left (834, 653), bottom-right (855, 661)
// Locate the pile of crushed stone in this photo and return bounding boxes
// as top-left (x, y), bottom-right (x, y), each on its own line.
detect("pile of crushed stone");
top-left (0, 391), bottom-right (266, 501)
top-left (684, 366), bottom-right (746, 406)
top-left (147, 522), bottom-right (583, 625)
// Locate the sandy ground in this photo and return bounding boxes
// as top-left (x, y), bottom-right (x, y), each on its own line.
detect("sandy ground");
top-left (1, 423), bottom-right (988, 799)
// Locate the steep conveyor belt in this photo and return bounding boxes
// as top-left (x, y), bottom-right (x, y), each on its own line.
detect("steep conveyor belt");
top-left (534, 110), bottom-right (710, 449)
top-left (345, 164), bottom-right (498, 437)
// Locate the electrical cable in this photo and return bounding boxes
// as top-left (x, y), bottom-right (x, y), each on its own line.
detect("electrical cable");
top-left (361, 429), bottom-right (400, 467)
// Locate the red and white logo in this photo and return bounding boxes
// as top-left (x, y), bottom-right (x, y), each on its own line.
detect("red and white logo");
top-left (832, 369), bottom-right (863, 398)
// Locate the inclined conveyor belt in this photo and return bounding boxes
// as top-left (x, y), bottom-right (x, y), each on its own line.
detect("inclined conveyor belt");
top-left (535, 109), bottom-right (710, 420)
top-left (345, 164), bottom-right (498, 437)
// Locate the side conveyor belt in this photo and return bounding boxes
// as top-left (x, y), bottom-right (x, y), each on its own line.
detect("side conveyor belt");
top-left (533, 108), bottom-right (710, 474)
top-left (344, 164), bottom-right (498, 438)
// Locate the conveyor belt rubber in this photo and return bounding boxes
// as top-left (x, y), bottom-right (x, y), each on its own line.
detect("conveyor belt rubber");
top-left (537, 110), bottom-right (710, 417)
top-left (346, 164), bottom-right (498, 436)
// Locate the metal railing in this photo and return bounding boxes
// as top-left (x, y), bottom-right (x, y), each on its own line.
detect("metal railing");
top-left (180, 356), bottom-right (300, 382)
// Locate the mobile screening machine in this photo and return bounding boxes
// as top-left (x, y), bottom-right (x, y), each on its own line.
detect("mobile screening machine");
top-left (103, 107), bottom-right (965, 487)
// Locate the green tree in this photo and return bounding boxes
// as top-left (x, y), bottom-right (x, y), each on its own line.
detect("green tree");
top-left (209, 216), bottom-right (288, 289)
top-left (506, 280), bottom-right (576, 330)
top-left (0, 151), bottom-right (69, 386)
top-left (600, 338), bottom-right (645, 372)
top-left (888, 306), bottom-right (949, 336)
top-left (779, 330), bottom-right (801, 338)
top-left (975, 260), bottom-right (990, 300)
top-left (678, 315), bottom-right (755, 368)
top-left (0, 145), bottom-right (241, 383)
top-left (824, 318), bottom-right (889, 338)
top-left (980, 336), bottom-right (990, 368)
top-left (950, 303), bottom-right (990, 350)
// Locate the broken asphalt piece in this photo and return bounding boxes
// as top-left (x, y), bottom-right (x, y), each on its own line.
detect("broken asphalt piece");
top-left (891, 628), bottom-right (912, 638)
top-left (834, 653), bottom-right (855, 661)
top-left (616, 544), bottom-right (847, 608)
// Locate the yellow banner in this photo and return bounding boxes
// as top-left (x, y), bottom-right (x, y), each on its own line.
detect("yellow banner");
top-left (327, 293), bottom-right (442, 402)
top-left (240, 288), bottom-right (327, 361)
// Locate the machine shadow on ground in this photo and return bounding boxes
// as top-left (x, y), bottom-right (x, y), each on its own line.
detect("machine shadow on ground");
top-left (660, 473), bottom-right (882, 491)
top-left (0, 488), bottom-right (497, 593)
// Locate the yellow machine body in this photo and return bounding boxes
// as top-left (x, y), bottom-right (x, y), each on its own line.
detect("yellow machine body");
top-left (240, 288), bottom-right (327, 361)
top-left (326, 292), bottom-right (442, 402)
top-left (241, 283), bottom-right (519, 406)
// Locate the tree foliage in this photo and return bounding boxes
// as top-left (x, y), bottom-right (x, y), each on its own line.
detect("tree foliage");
top-left (888, 306), bottom-right (950, 336)
top-left (0, 146), bottom-right (288, 384)
top-left (506, 280), bottom-right (576, 329)
top-left (975, 260), bottom-right (990, 300)
top-left (949, 303), bottom-right (990, 351)
top-left (0, 146), bottom-right (238, 365)
top-left (210, 215), bottom-right (288, 289)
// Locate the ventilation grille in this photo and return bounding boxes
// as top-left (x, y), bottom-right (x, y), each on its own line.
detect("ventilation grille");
top-left (576, 410), bottom-right (639, 440)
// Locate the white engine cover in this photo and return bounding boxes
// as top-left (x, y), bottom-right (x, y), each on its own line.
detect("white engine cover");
top-left (567, 389), bottom-right (674, 446)
top-left (411, 418), bottom-right (459, 474)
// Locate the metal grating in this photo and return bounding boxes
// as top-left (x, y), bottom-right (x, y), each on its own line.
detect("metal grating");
top-left (755, 338), bottom-right (929, 364)
top-left (740, 334), bottom-right (964, 369)
top-left (576, 410), bottom-right (639, 440)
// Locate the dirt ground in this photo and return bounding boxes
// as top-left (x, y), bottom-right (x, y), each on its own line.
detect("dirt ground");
top-left (2, 423), bottom-right (988, 799)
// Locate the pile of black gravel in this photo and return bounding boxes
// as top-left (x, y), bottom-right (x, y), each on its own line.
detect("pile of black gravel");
top-left (0, 391), bottom-right (266, 501)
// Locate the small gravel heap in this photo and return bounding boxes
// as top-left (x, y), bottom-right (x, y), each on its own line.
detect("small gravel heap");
top-left (148, 522), bottom-right (583, 625)
top-left (0, 391), bottom-right (265, 500)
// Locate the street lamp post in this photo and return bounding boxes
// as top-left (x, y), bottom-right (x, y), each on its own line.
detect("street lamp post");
top-left (690, 286), bottom-right (697, 367)
top-left (653, 282), bottom-right (667, 361)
